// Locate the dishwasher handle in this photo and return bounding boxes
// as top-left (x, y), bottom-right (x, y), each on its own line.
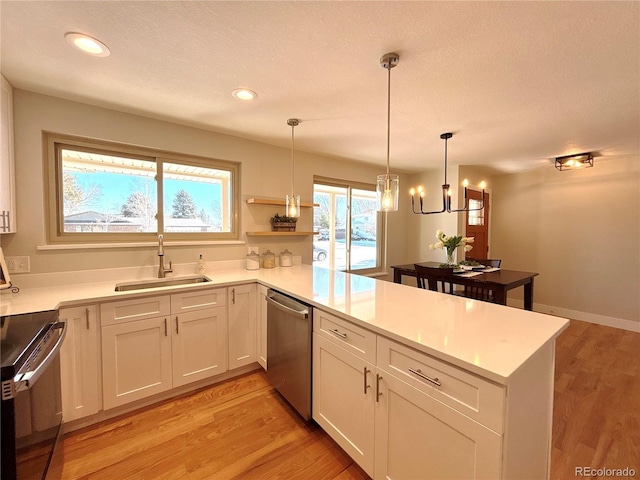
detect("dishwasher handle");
top-left (266, 293), bottom-right (309, 320)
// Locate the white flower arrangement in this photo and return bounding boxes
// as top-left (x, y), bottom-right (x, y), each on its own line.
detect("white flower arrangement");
top-left (429, 230), bottom-right (474, 263)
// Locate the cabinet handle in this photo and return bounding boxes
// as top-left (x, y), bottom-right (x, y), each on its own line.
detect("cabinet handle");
top-left (363, 367), bottom-right (370, 394)
top-left (376, 373), bottom-right (383, 402)
top-left (408, 367), bottom-right (442, 387)
top-left (85, 308), bottom-right (90, 330)
top-left (328, 328), bottom-right (347, 339)
top-left (1, 211), bottom-right (9, 232)
top-left (164, 318), bottom-right (168, 337)
top-left (175, 316), bottom-right (179, 334)
top-left (232, 288), bottom-right (236, 304)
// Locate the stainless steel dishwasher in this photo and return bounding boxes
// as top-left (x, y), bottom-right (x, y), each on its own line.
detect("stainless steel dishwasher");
top-left (266, 289), bottom-right (312, 420)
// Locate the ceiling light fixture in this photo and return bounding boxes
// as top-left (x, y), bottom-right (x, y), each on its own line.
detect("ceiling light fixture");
top-left (409, 132), bottom-right (486, 215)
top-left (376, 52), bottom-right (400, 212)
top-left (64, 32), bottom-right (110, 57)
top-left (555, 152), bottom-right (594, 171)
top-left (285, 118), bottom-right (301, 218)
top-left (231, 88), bottom-right (258, 101)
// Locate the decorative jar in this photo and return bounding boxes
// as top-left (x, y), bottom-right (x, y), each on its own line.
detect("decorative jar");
top-left (246, 252), bottom-right (260, 270)
top-left (262, 250), bottom-right (276, 269)
top-left (280, 249), bottom-right (293, 267)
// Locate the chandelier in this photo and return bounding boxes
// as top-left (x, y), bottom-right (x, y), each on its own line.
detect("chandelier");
top-left (410, 132), bottom-right (486, 215)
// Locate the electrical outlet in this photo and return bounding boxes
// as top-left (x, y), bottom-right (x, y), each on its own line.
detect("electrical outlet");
top-left (6, 256), bottom-right (30, 273)
top-left (247, 246), bottom-right (260, 255)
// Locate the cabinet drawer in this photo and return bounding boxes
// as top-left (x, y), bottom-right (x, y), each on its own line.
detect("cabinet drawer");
top-left (377, 337), bottom-right (505, 433)
top-left (314, 310), bottom-right (376, 364)
top-left (171, 288), bottom-right (227, 313)
top-left (101, 296), bottom-right (170, 326)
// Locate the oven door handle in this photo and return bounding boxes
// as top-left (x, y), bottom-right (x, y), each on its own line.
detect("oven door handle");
top-left (15, 321), bottom-right (67, 392)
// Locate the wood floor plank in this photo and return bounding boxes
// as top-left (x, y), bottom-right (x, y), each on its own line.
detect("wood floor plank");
top-left (58, 319), bottom-right (639, 480)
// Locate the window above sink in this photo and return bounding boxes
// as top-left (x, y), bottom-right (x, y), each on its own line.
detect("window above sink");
top-left (44, 133), bottom-right (240, 244)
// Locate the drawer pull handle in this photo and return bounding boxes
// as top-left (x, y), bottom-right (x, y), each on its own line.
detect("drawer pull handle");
top-left (164, 318), bottom-right (168, 337)
top-left (175, 316), bottom-right (179, 334)
top-left (408, 367), bottom-right (441, 387)
top-left (376, 373), bottom-right (383, 402)
top-left (328, 328), bottom-right (347, 339)
top-left (363, 367), bottom-right (370, 394)
top-left (85, 308), bottom-right (90, 330)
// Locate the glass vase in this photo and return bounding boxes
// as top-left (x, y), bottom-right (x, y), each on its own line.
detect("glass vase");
top-left (444, 248), bottom-right (456, 266)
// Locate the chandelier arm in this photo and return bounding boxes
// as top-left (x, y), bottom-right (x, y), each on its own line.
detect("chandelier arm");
top-left (447, 191), bottom-right (486, 213)
top-left (411, 185), bottom-right (448, 215)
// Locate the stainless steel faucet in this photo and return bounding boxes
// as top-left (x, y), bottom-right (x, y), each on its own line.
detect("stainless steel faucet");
top-left (157, 234), bottom-right (173, 278)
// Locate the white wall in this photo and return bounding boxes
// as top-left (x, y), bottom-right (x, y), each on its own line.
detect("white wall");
top-left (1, 90), bottom-right (408, 279)
top-left (491, 157), bottom-right (639, 326)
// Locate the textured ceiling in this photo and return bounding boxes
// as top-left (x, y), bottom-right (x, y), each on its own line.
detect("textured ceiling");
top-left (1, 1), bottom-right (638, 174)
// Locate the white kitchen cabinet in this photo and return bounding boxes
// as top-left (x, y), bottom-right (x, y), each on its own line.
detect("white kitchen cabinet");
top-left (374, 370), bottom-right (502, 480)
top-left (257, 284), bottom-right (268, 369)
top-left (59, 305), bottom-right (101, 421)
top-left (228, 284), bottom-right (257, 370)
top-left (171, 289), bottom-right (228, 387)
top-left (101, 316), bottom-right (172, 410)
top-left (101, 289), bottom-right (229, 409)
top-left (0, 75), bottom-right (16, 233)
top-left (313, 333), bottom-right (376, 476)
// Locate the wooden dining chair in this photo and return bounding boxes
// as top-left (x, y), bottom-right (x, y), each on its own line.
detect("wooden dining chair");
top-left (414, 264), bottom-right (458, 295)
top-left (460, 258), bottom-right (501, 302)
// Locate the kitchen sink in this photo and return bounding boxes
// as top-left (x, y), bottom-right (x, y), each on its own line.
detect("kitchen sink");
top-left (114, 275), bottom-right (212, 292)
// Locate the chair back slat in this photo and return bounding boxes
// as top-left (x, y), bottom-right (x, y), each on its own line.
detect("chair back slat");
top-left (414, 264), bottom-right (456, 294)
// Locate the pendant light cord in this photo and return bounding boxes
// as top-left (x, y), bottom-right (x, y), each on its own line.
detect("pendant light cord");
top-left (386, 64), bottom-right (391, 177)
top-left (291, 123), bottom-right (295, 193)
top-left (443, 135), bottom-right (448, 185)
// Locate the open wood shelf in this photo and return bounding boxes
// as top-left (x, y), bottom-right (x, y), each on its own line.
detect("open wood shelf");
top-left (247, 198), bottom-right (319, 208)
top-left (246, 231), bottom-right (318, 236)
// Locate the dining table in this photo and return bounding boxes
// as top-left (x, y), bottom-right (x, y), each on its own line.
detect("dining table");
top-left (390, 262), bottom-right (539, 311)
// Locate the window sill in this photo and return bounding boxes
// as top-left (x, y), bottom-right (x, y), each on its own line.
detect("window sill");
top-left (37, 240), bottom-right (245, 251)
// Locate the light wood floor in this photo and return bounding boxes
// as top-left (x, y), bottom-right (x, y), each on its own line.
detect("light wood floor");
top-left (58, 319), bottom-right (639, 479)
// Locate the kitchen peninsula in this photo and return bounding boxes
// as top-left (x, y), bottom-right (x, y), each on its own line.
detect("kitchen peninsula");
top-left (1, 264), bottom-right (569, 479)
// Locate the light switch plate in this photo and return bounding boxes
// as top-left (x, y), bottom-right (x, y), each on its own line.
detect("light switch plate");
top-left (6, 256), bottom-right (30, 273)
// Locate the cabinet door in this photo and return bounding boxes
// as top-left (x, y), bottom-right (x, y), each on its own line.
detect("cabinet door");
top-left (102, 317), bottom-right (172, 410)
top-left (312, 333), bottom-right (375, 477)
top-left (375, 371), bottom-right (502, 480)
top-left (172, 306), bottom-right (228, 388)
top-left (256, 285), bottom-right (268, 369)
top-left (0, 75), bottom-right (16, 233)
top-left (228, 284), bottom-right (257, 369)
top-left (59, 305), bottom-right (101, 421)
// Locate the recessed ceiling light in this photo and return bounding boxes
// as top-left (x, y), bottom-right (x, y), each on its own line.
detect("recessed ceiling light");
top-left (65, 32), bottom-right (110, 57)
top-left (231, 88), bottom-right (258, 101)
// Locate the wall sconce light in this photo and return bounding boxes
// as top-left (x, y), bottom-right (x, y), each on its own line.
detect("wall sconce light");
top-left (555, 152), bottom-right (594, 171)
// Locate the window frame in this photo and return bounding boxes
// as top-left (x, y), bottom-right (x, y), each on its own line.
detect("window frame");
top-left (44, 132), bottom-right (240, 244)
top-left (313, 176), bottom-right (386, 276)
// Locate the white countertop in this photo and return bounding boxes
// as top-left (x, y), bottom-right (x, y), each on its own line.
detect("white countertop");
top-left (0, 264), bottom-right (569, 385)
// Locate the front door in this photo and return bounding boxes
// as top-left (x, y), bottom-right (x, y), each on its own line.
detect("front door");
top-left (465, 190), bottom-right (489, 260)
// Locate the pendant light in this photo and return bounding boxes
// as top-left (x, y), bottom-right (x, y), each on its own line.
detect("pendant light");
top-left (285, 118), bottom-right (301, 218)
top-left (376, 53), bottom-right (400, 212)
top-left (409, 132), bottom-right (486, 215)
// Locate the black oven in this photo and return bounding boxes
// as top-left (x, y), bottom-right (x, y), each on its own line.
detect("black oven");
top-left (1, 310), bottom-right (66, 480)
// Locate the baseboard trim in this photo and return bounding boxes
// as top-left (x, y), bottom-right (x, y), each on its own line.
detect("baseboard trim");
top-left (507, 300), bottom-right (639, 332)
